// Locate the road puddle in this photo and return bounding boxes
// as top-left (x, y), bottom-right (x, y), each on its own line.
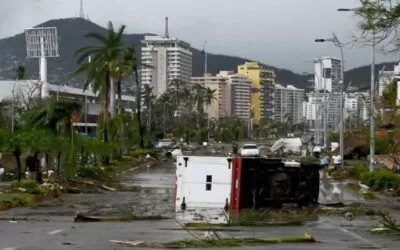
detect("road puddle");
top-left (319, 170), bottom-right (365, 204)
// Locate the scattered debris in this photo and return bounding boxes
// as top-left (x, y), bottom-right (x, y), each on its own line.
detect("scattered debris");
top-left (370, 214), bottom-right (400, 234)
top-left (74, 213), bottom-right (168, 222)
top-left (101, 185), bottom-right (116, 191)
top-left (110, 233), bottom-right (317, 248)
top-left (110, 240), bottom-right (146, 247)
top-left (344, 212), bottom-right (354, 221)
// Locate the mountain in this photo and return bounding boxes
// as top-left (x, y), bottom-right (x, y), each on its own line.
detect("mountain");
top-left (345, 61), bottom-right (399, 90)
top-left (0, 18), bottom-right (309, 88)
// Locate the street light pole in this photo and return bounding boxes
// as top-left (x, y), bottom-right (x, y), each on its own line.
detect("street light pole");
top-left (370, 31), bottom-right (376, 171)
top-left (11, 80), bottom-right (17, 134)
top-left (314, 33), bottom-right (345, 168)
top-left (339, 43), bottom-right (345, 168)
top-left (338, 7), bottom-right (375, 171)
top-left (203, 40), bottom-right (210, 142)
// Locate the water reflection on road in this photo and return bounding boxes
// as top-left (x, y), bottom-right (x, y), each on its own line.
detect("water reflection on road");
top-left (121, 160), bottom-right (175, 189)
top-left (319, 170), bottom-right (364, 204)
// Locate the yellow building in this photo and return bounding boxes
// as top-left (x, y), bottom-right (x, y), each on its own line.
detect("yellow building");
top-left (238, 62), bottom-right (276, 124)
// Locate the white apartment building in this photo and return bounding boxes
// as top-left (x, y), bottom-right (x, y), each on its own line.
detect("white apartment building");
top-left (302, 91), bottom-right (341, 132)
top-left (314, 57), bottom-right (342, 92)
top-left (303, 90), bottom-right (370, 134)
top-left (274, 84), bottom-right (305, 125)
top-left (218, 71), bottom-right (252, 119)
top-left (345, 92), bottom-right (370, 129)
top-left (141, 35), bottom-right (192, 96)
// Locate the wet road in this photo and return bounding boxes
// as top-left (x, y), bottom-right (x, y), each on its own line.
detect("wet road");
top-left (1, 216), bottom-right (400, 249)
top-left (1, 160), bottom-right (400, 249)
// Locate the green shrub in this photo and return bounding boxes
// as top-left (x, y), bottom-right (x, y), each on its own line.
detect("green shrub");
top-left (10, 180), bottom-right (43, 195)
top-left (77, 166), bottom-right (108, 180)
top-left (361, 169), bottom-right (400, 192)
top-left (130, 147), bottom-right (160, 158)
top-left (347, 161), bottom-right (368, 179)
top-left (375, 137), bottom-right (392, 155)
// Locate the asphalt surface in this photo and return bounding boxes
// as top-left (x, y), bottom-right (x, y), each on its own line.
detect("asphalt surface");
top-left (1, 217), bottom-right (400, 249)
top-left (1, 157), bottom-right (400, 249)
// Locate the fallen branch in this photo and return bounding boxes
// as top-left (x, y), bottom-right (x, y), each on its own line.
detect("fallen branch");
top-left (101, 185), bottom-right (116, 191)
top-left (110, 233), bottom-right (316, 248)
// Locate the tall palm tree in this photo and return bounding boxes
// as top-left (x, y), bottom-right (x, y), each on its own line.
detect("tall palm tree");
top-left (204, 87), bottom-right (217, 106)
top-left (169, 78), bottom-right (186, 118)
top-left (123, 45), bottom-right (146, 148)
top-left (16, 66), bottom-right (26, 80)
top-left (75, 22), bottom-right (126, 162)
top-left (191, 84), bottom-right (205, 114)
top-left (23, 100), bottom-right (82, 136)
top-left (75, 21), bottom-right (126, 119)
top-left (142, 84), bottom-right (154, 132)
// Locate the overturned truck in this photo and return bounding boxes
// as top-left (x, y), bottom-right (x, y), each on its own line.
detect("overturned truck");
top-left (175, 156), bottom-right (321, 224)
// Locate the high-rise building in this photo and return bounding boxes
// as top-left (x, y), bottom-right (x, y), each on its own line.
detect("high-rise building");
top-left (190, 71), bottom-right (252, 120)
top-left (274, 84), bottom-right (305, 125)
top-left (141, 20), bottom-right (192, 96)
top-left (191, 74), bottom-right (228, 120)
top-left (218, 71), bottom-right (252, 119)
top-left (237, 62), bottom-right (276, 124)
top-left (302, 92), bottom-right (341, 132)
top-left (314, 57), bottom-right (342, 92)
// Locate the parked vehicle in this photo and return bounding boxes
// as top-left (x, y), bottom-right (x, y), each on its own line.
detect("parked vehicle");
top-left (155, 139), bottom-right (174, 149)
top-left (239, 143), bottom-right (260, 156)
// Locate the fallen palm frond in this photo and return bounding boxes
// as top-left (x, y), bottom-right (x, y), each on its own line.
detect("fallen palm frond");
top-left (111, 233), bottom-right (316, 248)
top-left (370, 214), bottom-right (400, 234)
top-left (74, 213), bottom-right (168, 222)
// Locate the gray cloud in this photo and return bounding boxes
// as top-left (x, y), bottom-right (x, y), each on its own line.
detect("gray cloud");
top-left (0, 0), bottom-right (398, 74)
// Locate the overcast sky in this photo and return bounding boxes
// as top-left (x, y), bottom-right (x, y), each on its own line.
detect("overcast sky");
top-left (1, 0), bottom-right (399, 73)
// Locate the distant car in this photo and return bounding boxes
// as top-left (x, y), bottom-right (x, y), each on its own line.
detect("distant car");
top-left (155, 139), bottom-right (174, 149)
top-left (240, 143), bottom-right (260, 157)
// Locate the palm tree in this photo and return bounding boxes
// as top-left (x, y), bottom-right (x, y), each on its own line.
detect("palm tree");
top-left (191, 84), bottom-right (205, 114)
top-left (75, 21), bottom-right (126, 119)
top-left (204, 87), bottom-right (217, 107)
top-left (75, 21), bottom-right (126, 161)
top-left (23, 100), bottom-right (82, 136)
top-left (16, 66), bottom-right (26, 80)
top-left (122, 45), bottom-right (146, 148)
top-left (169, 78), bottom-right (186, 118)
top-left (142, 84), bottom-right (155, 132)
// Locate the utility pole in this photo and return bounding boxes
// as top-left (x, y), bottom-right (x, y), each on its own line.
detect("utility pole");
top-left (315, 33), bottom-right (345, 168)
top-left (203, 41), bottom-right (210, 142)
top-left (370, 31), bottom-right (376, 171)
top-left (11, 80), bottom-right (17, 134)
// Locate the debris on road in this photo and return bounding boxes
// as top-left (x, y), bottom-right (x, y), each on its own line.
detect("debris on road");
top-left (74, 212), bottom-right (169, 222)
top-left (101, 185), bottom-right (116, 191)
top-left (370, 214), bottom-right (400, 234)
top-left (110, 240), bottom-right (147, 247)
top-left (110, 233), bottom-right (317, 248)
